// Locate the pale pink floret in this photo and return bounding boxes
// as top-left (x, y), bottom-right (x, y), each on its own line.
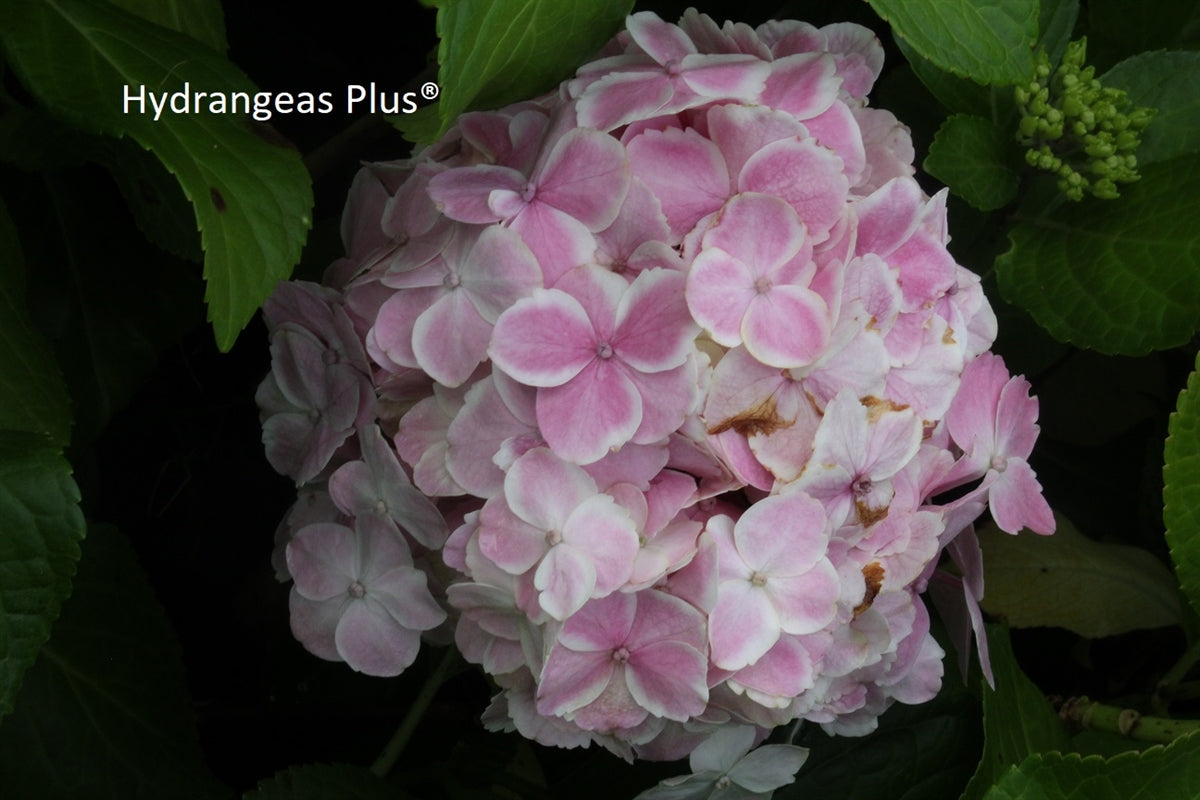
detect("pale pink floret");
top-left (477, 448), bottom-right (640, 620)
top-left (287, 515), bottom-right (446, 677)
top-left (708, 493), bottom-right (840, 671)
top-left (328, 424), bottom-right (447, 549)
top-left (537, 589), bottom-right (709, 731)
top-left (428, 127), bottom-right (631, 283)
top-left (490, 266), bottom-right (698, 464)
top-left (944, 353), bottom-right (1055, 535)
top-left (686, 193), bottom-right (832, 369)
top-left (791, 390), bottom-right (923, 528)
top-left (573, 11), bottom-right (769, 132)
top-left (372, 225), bottom-right (542, 388)
top-left (257, 324), bottom-right (372, 485)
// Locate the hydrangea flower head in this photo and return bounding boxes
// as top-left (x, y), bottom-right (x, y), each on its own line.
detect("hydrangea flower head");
top-left (258, 6), bottom-right (1054, 779)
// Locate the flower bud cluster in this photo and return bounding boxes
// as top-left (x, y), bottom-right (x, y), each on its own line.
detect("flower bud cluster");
top-left (1015, 38), bottom-right (1153, 201)
top-left (258, 9), bottom-right (1055, 762)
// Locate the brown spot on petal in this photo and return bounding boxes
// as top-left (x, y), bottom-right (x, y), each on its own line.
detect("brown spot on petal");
top-left (708, 395), bottom-right (788, 437)
top-left (943, 325), bottom-right (957, 345)
top-left (853, 562), bottom-right (886, 617)
top-left (856, 498), bottom-right (889, 528)
top-left (861, 394), bottom-right (909, 422)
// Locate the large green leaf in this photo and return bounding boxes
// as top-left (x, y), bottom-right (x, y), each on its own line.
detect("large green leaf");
top-left (982, 732), bottom-right (1200, 800)
top-left (107, 0), bottom-right (228, 53)
top-left (1103, 51), bottom-right (1200, 168)
top-left (245, 764), bottom-right (407, 800)
top-left (897, 0), bottom-right (1076, 121)
top-left (977, 515), bottom-right (1181, 637)
top-left (0, 196), bottom-right (71, 445)
top-left (0, 432), bottom-right (84, 721)
top-left (1, 0), bottom-right (312, 351)
top-left (1038, 0), bottom-right (1080, 67)
top-left (962, 625), bottom-right (1073, 800)
top-left (925, 114), bottom-right (1021, 210)
top-left (995, 155), bottom-right (1200, 354)
top-left (400, 0), bottom-right (632, 144)
top-left (0, 525), bottom-right (230, 799)
top-left (867, 0), bottom-right (1038, 85)
top-left (1165, 350), bottom-right (1200, 620)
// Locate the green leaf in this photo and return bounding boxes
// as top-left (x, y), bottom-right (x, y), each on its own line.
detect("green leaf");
top-left (1103, 51), bottom-right (1200, 168)
top-left (1038, 0), bottom-right (1080, 67)
top-left (1, 0), bottom-right (313, 351)
top-left (390, 102), bottom-right (444, 145)
top-left (995, 155), bottom-right (1200, 355)
top-left (894, 35), bottom-right (1007, 122)
top-left (893, 1), bottom-right (1069, 123)
top-left (0, 196), bottom-right (71, 445)
top-left (1165, 350), bottom-right (1200, 620)
top-left (244, 764), bottom-right (406, 800)
top-left (0, 431), bottom-right (84, 721)
top-left (107, 0), bottom-right (228, 53)
top-left (925, 114), bottom-right (1021, 210)
top-left (982, 732), bottom-right (1200, 800)
top-left (0, 525), bottom-right (231, 799)
top-left (977, 514), bottom-right (1182, 637)
top-left (413, 0), bottom-right (632, 144)
top-left (783, 675), bottom-right (982, 800)
top-left (962, 625), bottom-right (1073, 800)
top-left (866, 0), bottom-right (1038, 85)
top-left (100, 139), bottom-right (204, 262)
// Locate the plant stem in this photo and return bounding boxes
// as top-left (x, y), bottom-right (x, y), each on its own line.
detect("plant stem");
top-left (370, 647), bottom-right (459, 778)
top-left (1151, 639), bottom-right (1200, 714)
top-left (1059, 696), bottom-right (1200, 744)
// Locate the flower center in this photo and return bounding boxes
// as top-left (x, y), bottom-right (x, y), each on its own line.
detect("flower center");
top-left (852, 476), bottom-right (873, 498)
top-left (522, 181), bottom-right (538, 203)
top-left (545, 529), bottom-right (563, 547)
top-left (612, 646), bottom-right (631, 663)
top-left (754, 276), bottom-right (774, 294)
top-left (374, 499), bottom-right (388, 515)
top-left (749, 571), bottom-right (768, 587)
top-left (991, 454), bottom-right (1008, 472)
top-left (715, 776), bottom-right (732, 790)
top-left (596, 341), bottom-right (614, 359)
top-left (348, 580), bottom-right (366, 599)
top-left (442, 271), bottom-right (461, 289)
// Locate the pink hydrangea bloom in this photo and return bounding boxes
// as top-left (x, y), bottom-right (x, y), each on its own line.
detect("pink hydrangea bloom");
top-left (258, 6), bottom-right (1055, 770)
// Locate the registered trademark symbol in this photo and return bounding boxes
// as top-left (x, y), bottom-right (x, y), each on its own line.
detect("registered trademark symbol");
top-left (421, 82), bottom-right (440, 100)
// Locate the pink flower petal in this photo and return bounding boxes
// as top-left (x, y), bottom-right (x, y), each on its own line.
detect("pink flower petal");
top-left (533, 128), bottom-right (630, 231)
top-left (335, 598), bottom-right (422, 677)
top-left (626, 640), bottom-right (708, 720)
top-left (489, 290), bottom-right (597, 387)
top-left (710, 579), bottom-right (780, 670)
top-left (741, 285), bottom-right (831, 369)
top-left (536, 361), bottom-right (642, 464)
top-left (626, 126), bottom-right (729, 239)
